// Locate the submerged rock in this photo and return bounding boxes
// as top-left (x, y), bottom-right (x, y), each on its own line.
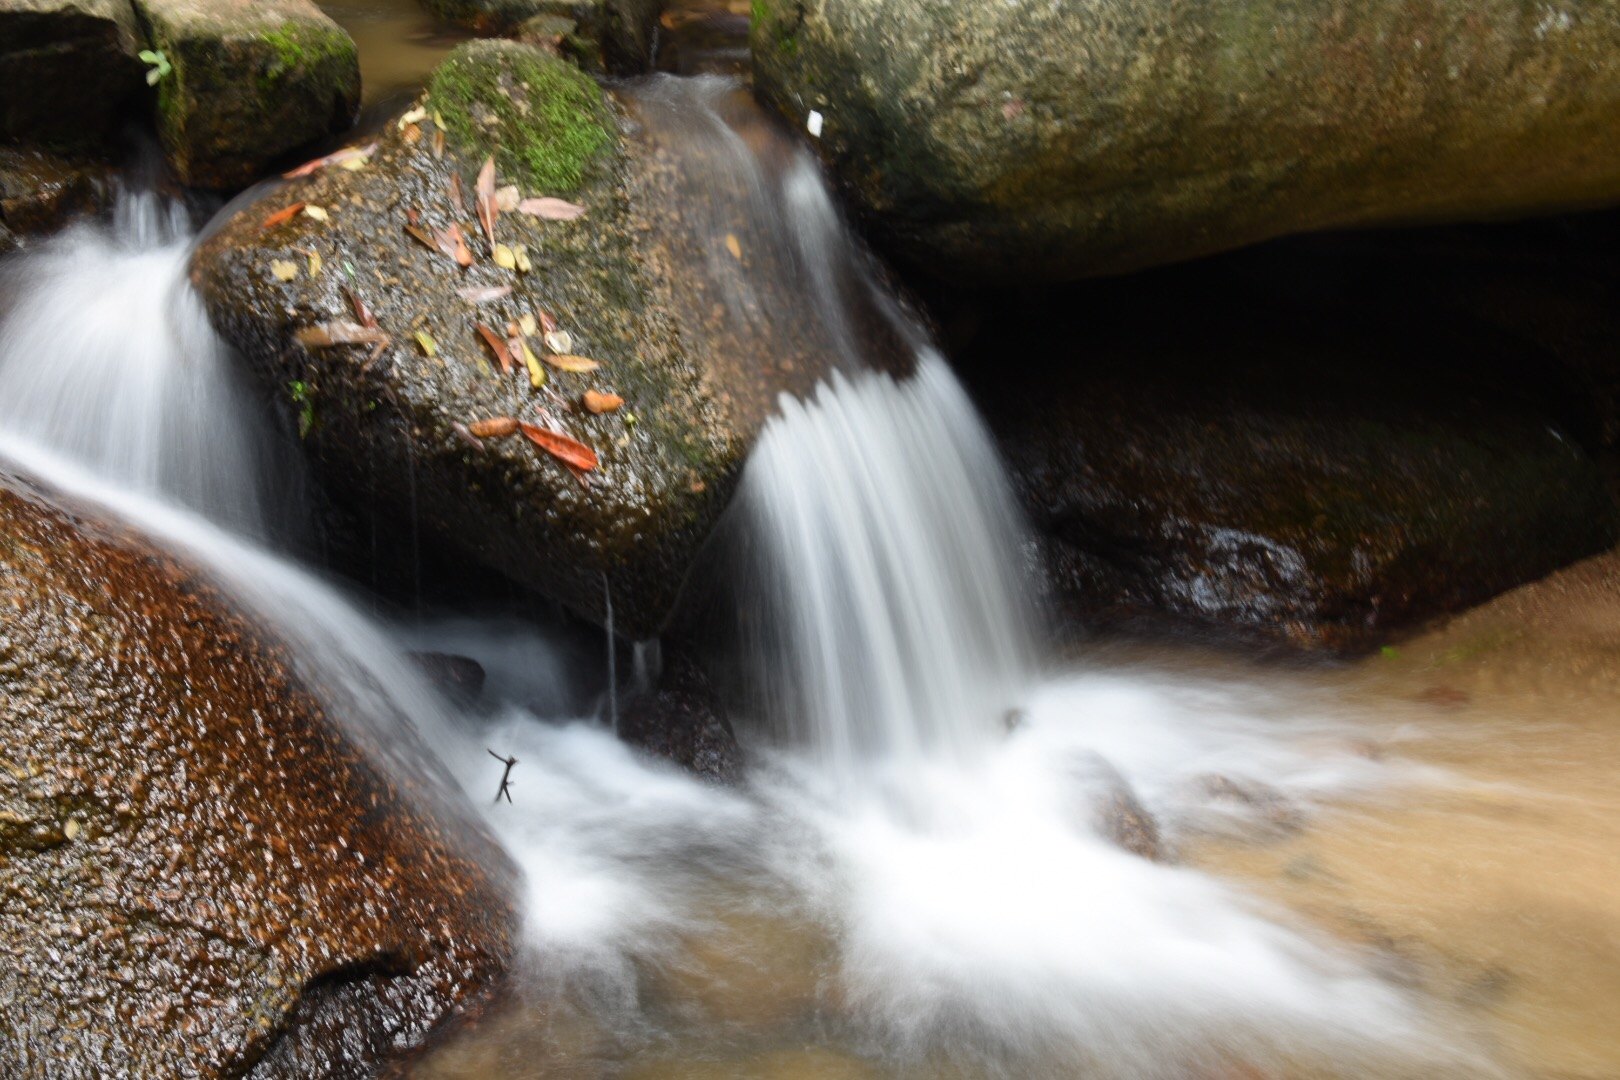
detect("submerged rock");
top-left (752, 0), bottom-right (1620, 282)
top-left (0, 0), bottom-right (145, 147)
top-left (195, 45), bottom-right (855, 638)
top-left (133, 0), bottom-right (360, 188)
top-left (421, 0), bottom-right (663, 72)
top-left (618, 652), bottom-right (741, 782)
top-left (0, 466), bottom-right (515, 1077)
top-left (969, 259), bottom-right (1619, 653)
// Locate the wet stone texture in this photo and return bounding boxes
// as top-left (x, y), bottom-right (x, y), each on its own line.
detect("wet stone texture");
top-left (0, 467), bottom-right (516, 1078)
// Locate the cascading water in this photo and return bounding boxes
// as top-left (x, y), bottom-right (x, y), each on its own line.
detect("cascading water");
top-left (0, 88), bottom-right (1494, 1080)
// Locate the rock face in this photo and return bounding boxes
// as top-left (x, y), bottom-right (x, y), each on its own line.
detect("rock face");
top-left (193, 42), bottom-right (741, 638)
top-left (0, 0), bottom-right (145, 146)
top-left (0, 145), bottom-right (109, 242)
top-left (422, 0), bottom-right (663, 72)
top-left (968, 253), bottom-right (1619, 653)
top-left (0, 466), bottom-right (516, 1077)
top-left (133, 0), bottom-right (360, 187)
top-left (752, 0), bottom-right (1620, 282)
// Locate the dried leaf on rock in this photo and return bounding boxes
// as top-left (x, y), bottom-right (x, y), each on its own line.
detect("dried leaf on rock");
top-left (582, 390), bottom-right (623, 414)
top-left (402, 123), bottom-right (422, 144)
top-left (519, 338), bottom-right (546, 390)
top-left (398, 106), bottom-right (427, 129)
top-left (493, 244), bottom-right (517, 270)
top-left (344, 287), bottom-right (378, 328)
top-left (495, 185), bottom-right (521, 212)
top-left (543, 328), bottom-right (571, 354)
top-left (538, 309), bottom-right (558, 335)
top-left (513, 244), bottom-right (531, 273)
top-left (405, 222), bottom-right (438, 252)
top-left (545, 353), bottom-right (600, 373)
top-left (436, 224), bottom-right (474, 268)
top-left (517, 197), bottom-right (587, 221)
top-left (476, 323), bottom-right (514, 373)
top-left (305, 250), bottom-right (323, 276)
top-left (518, 313), bottom-right (537, 336)
top-left (414, 330), bottom-right (438, 357)
top-left (261, 202), bottom-right (306, 230)
top-left (518, 422), bottom-right (598, 472)
top-left (448, 173), bottom-right (464, 209)
top-left (725, 233), bottom-right (742, 260)
top-left (302, 205), bottom-right (329, 223)
top-left (283, 142), bottom-right (376, 179)
top-left (476, 155), bottom-right (498, 248)
top-left (295, 321), bottom-right (390, 348)
top-left (469, 417), bottom-right (519, 438)
top-left (269, 259), bottom-right (298, 281)
top-left (458, 284), bottom-right (513, 305)
top-left (432, 126), bottom-right (446, 159)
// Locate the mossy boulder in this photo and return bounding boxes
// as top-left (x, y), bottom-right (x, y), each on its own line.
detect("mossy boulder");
top-left (0, 0), bottom-right (145, 147)
top-left (193, 42), bottom-right (788, 639)
top-left (966, 252), bottom-right (1619, 653)
top-left (132, 0), bottom-right (360, 188)
top-left (752, 0), bottom-right (1620, 282)
top-left (0, 464), bottom-right (516, 1077)
top-left (420, 0), bottom-right (664, 72)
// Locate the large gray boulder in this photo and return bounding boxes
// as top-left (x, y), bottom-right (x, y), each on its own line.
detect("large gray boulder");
top-left (0, 0), bottom-right (145, 146)
top-left (0, 464), bottom-right (516, 1077)
top-left (752, 0), bottom-right (1620, 282)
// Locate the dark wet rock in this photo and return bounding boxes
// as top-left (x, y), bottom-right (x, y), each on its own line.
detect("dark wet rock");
top-left (410, 651), bottom-right (488, 704)
top-left (0, 465), bottom-right (516, 1077)
top-left (423, 0), bottom-right (663, 72)
top-left (1098, 784), bottom-right (1163, 862)
top-left (752, 0), bottom-right (1620, 283)
top-left (194, 44), bottom-right (842, 638)
top-left (0, 145), bottom-right (110, 242)
top-left (0, 0), bottom-right (145, 147)
top-left (132, 0), bottom-right (360, 188)
top-left (618, 653), bottom-right (741, 782)
top-left (968, 259), bottom-right (1619, 654)
top-left (1196, 775), bottom-right (1306, 839)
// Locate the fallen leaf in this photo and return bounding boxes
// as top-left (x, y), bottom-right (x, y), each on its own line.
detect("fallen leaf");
top-left (538, 309), bottom-right (558, 334)
top-left (448, 173), bottom-right (464, 208)
top-left (306, 250), bottom-right (323, 276)
top-left (295, 321), bottom-right (390, 348)
top-left (261, 202), bottom-right (306, 230)
top-left (436, 223), bottom-right (474, 268)
top-left (398, 105), bottom-right (427, 129)
top-left (63, 819), bottom-right (80, 841)
top-left (518, 313), bottom-right (537, 336)
top-left (493, 243), bottom-right (517, 270)
top-left (402, 123), bottom-right (422, 144)
top-left (516, 197), bottom-right (587, 221)
top-left (457, 284), bottom-right (513, 304)
top-left (270, 259), bottom-right (298, 281)
top-left (343, 287), bottom-right (378, 328)
top-left (519, 338), bottom-right (546, 390)
top-left (476, 154), bottom-right (498, 248)
top-left (513, 244), bottom-right (531, 273)
top-left (339, 155), bottom-right (370, 172)
top-left (432, 127), bottom-right (446, 159)
top-left (543, 329), bottom-right (572, 354)
top-left (433, 109), bottom-right (446, 129)
top-left (583, 390), bottom-right (623, 414)
top-left (302, 205), bottom-right (329, 223)
top-left (414, 330), bottom-right (438, 357)
top-left (405, 222), bottom-right (437, 252)
top-left (545, 353), bottom-right (600, 373)
top-left (475, 323), bottom-right (514, 373)
top-left (495, 185), bottom-right (521, 212)
top-left (469, 417), bottom-right (519, 438)
top-left (519, 421), bottom-right (598, 472)
top-left (725, 233), bottom-right (742, 260)
top-left (282, 142), bottom-right (376, 179)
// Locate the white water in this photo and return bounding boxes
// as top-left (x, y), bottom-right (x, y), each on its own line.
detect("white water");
top-left (0, 177), bottom-right (1492, 1076)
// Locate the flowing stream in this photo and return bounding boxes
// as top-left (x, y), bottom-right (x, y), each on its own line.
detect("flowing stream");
top-left (3, 63), bottom-right (1597, 1080)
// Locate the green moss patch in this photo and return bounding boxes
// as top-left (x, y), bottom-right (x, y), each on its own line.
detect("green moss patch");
top-left (428, 40), bottom-right (613, 195)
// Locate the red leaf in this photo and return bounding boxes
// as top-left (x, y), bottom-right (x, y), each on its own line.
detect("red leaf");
top-left (260, 202), bottom-right (306, 230)
top-left (342, 287), bottom-right (379, 329)
top-left (476, 155), bottom-right (498, 249)
top-left (475, 323), bottom-right (513, 374)
top-left (518, 421), bottom-right (598, 472)
top-left (282, 142), bottom-right (376, 179)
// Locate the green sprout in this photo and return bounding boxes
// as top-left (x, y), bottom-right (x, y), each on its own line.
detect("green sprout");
top-left (138, 49), bottom-right (172, 86)
top-left (287, 380), bottom-right (314, 438)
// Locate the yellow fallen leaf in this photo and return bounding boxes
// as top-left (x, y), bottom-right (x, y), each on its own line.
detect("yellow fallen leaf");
top-left (583, 390), bottom-right (623, 414)
top-left (303, 204), bottom-right (329, 222)
top-left (432, 109), bottom-right (446, 129)
top-left (307, 250), bottom-right (322, 276)
top-left (725, 233), bottom-right (741, 260)
top-left (414, 330), bottom-right (438, 357)
top-left (543, 329), bottom-right (572, 354)
top-left (63, 818), bottom-right (81, 841)
top-left (495, 185), bottom-right (521, 212)
top-left (514, 244), bottom-right (531, 272)
top-left (546, 353), bottom-right (601, 373)
top-left (518, 313), bottom-right (537, 336)
top-left (339, 155), bottom-right (369, 171)
top-left (270, 260), bottom-right (298, 281)
top-left (493, 243), bottom-right (517, 270)
top-left (399, 105), bottom-right (427, 129)
top-left (519, 338), bottom-right (546, 390)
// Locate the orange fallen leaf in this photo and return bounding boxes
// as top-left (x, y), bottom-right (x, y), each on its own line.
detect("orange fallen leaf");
top-left (475, 323), bottom-right (513, 374)
top-left (545, 353), bottom-right (601, 373)
top-left (516, 196), bottom-right (587, 221)
top-left (469, 417), bottom-right (519, 438)
top-left (476, 154), bottom-right (498, 249)
top-left (582, 390), bottom-right (623, 414)
top-left (343, 286), bottom-right (378, 329)
top-left (437, 223), bottom-right (474, 268)
top-left (724, 233), bottom-right (742, 260)
top-left (282, 142), bottom-right (376, 179)
top-left (519, 421), bottom-right (598, 472)
top-left (261, 202), bottom-right (306, 230)
top-left (404, 222), bottom-right (437, 252)
top-left (538, 308), bottom-right (558, 335)
top-left (295, 321), bottom-right (390, 348)
top-left (432, 126), bottom-right (446, 159)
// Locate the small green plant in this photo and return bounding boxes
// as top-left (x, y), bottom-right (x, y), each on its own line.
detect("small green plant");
top-left (288, 380), bottom-right (314, 438)
top-left (138, 49), bottom-right (172, 86)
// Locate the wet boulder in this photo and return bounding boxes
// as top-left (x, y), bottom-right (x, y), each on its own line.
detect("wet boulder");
top-left (968, 256), bottom-right (1619, 653)
top-left (752, 0), bottom-right (1620, 282)
top-left (193, 42), bottom-right (755, 638)
top-left (421, 0), bottom-right (663, 72)
top-left (0, 0), bottom-right (145, 147)
top-left (0, 465), bottom-right (516, 1077)
top-left (132, 0), bottom-right (360, 188)
top-left (0, 145), bottom-right (110, 244)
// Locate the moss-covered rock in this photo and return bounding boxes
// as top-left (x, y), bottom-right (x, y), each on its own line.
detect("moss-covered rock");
top-left (966, 253), bottom-right (1619, 653)
top-left (192, 42), bottom-right (770, 638)
top-left (419, 0), bottom-right (664, 73)
top-left (132, 0), bottom-right (360, 188)
top-left (0, 464), bottom-right (515, 1077)
top-left (0, 0), bottom-right (145, 147)
top-left (752, 0), bottom-right (1620, 283)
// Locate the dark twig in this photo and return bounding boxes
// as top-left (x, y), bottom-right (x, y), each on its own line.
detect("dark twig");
top-left (487, 748), bottom-right (518, 804)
